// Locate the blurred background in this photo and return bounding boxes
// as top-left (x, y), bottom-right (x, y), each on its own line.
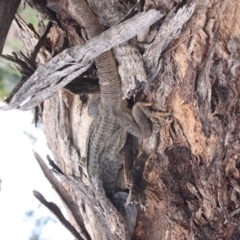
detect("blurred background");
top-left (0, 3), bottom-right (73, 240)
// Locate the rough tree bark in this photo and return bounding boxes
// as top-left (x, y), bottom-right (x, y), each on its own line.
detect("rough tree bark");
top-left (1, 0), bottom-right (240, 239)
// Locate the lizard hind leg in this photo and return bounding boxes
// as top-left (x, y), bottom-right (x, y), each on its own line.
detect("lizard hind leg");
top-left (133, 102), bottom-right (171, 133)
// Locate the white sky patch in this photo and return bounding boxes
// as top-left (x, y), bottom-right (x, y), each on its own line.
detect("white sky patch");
top-left (0, 109), bottom-right (73, 240)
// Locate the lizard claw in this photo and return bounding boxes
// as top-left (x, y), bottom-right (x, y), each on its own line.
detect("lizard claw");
top-left (144, 186), bottom-right (163, 203)
top-left (141, 102), bottom-right (153, 107)
top-left (151, 108), bottom-right (172, 121)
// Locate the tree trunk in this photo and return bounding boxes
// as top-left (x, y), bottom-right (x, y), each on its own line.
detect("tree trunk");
top-left (2, 0), bottom-right (240, 239)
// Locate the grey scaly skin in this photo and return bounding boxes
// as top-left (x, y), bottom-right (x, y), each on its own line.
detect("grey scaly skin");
top-left (86, 95), bottom-right (127, 197)
top-left (72, 0), bottom-right (170, 198)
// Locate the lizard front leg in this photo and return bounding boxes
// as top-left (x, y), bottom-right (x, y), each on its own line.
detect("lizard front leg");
top-left (117, 101), bottom-right (171, 139)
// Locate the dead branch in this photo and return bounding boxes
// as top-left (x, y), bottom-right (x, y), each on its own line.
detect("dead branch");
top-left (1, 9), bottom-right (163, 111)
top-left (33, 190), bottom-right (83, 240)
top-left (34, 152), bottom-right (91, 240)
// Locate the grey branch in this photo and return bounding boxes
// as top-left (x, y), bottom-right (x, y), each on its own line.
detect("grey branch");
top-left (33, 190), bottom-right (83, 240)
top-left (34, 152), bottom-right (91, 240)
top-left (0, 9), bottom-right (163, 111)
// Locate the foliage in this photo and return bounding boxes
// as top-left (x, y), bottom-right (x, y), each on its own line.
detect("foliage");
top-left (0, 3), bottom-right (38, 101)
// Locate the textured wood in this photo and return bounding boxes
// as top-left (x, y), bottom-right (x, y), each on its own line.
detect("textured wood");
top-left (137, 0), bottom-right (240, 239)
